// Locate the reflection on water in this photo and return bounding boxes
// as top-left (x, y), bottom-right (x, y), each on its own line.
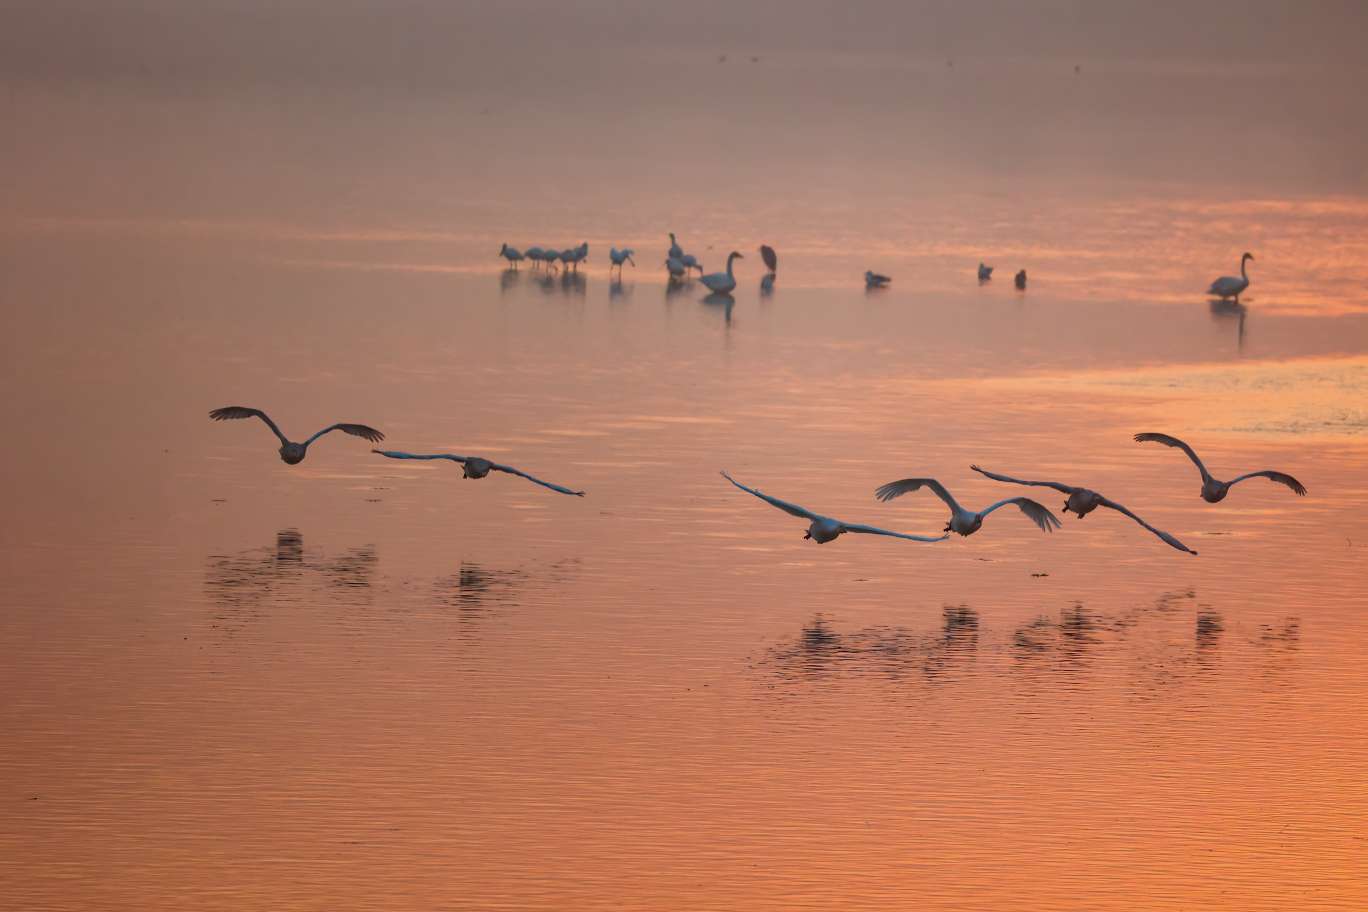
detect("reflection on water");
top-left (1209, 298), bottom-right (1248, 352)
top-left (762, 605), bottom-right (979, 684)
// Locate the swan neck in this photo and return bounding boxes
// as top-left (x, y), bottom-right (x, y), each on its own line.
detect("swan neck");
top-left (1240, 256), bottom-right (1248, 280)
top-left (726, 253), bottom-right (737, 277)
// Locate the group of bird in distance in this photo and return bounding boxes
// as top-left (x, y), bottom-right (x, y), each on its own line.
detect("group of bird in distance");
top-left (212, 245), bottom-right (1277, 556)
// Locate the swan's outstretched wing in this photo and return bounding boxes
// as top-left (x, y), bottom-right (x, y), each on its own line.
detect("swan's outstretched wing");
top-left (840, 522), bottom-right (948, 543)
top-left (305, 423), bottom-right (385, 445)
top-left (979, 497), bottom-right (1062, 532)
top-left (1096, 496), bottom-right (1198, 555)
top-left (1228, 470), bottom-right (1307, 496)
top-left (970, 464), bottom-right (1074, 494)
top-left (721, 471), bottom-right (818, 521)
top-left (372, 449), bottom-right (467, 463)
top-left (489, 462), bottom-right (586, 497)
top-left (209, 406), bottom-right (289, 446)
top-left (873, 477), bottom-right (963, 512)
top-left (1133, 433), bottom-right (1212, 482)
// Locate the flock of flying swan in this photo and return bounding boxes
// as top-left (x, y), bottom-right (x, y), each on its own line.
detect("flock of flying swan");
top-left (210, 246), bottom-right (1280, 555)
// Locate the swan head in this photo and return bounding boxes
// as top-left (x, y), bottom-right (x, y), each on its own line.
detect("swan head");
top-left (279, 443), bottom-right (306, 465)
top-left (500, 243), bottom-right (508, 256)
top-left (1242, 252), bottom-right (1255, 262)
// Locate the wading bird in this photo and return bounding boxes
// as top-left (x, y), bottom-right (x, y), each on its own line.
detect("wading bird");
top-left (373, 450), bottom-right (585, 496)
top-left (665, 256), bottom-right (687, 280)
top-left (865, 270), bottom-right (891, 288)
top-left (609, 247), bottom-right (636, 274)
top-left (970, 464), bottom-right (1196, 554)
top-left (668, 232), bottom-right (684, 261)
top-left (1015, 269), bottom-right (1027, 289)
top-left (499, 244), bottom-right (524, 269)
top-left (700, 252), bottom-right (743, 294)
top-left (759, 245), bottom-right (777, 274)
top-left (209, 407), bottom-right (384, 465)
top-left (873, 476), bottom-right (1061, 536)
top-left (680, 253), bottom-right (702, 275)
top-left (722, 472), bottom-right (947, 544)
top-left (525, 246), bottom-right (545, 268)
top-left (978, 262), bottom-right (993, 281)
top-left (1133, 433), bottom-right (1306, 503)
top-left (1207, 252), bottom-right (1254, 303)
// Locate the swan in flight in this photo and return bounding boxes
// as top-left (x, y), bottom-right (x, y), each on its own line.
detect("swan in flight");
top-left (373, 450), bottom-right (585, 496)
top-left (721, 472), bottom-right (947, 544)
top-left (1133, 433), bottom-right (1306, 502)
top-left (865, 270), bottom-right (890, 288)
top-left (1207, 252), bottom-right (1253, 302)
top-left (873, 476), bottom-right (1061, 536)
top-left (609, 247), bottom-right (636, 274)
top-left (680, 253), bottom-right (702, 275)
top-left (970, 464), bottom-right (1196, 555)
top-left (499, 244), bottom-right (524, 269)
top-left (759, 245), bottom-right (777, 274)
top-left (700, 252), bottom-right (743, 294)
top-left (1014, 269), bottom-right (1027, 289)
top-left (668, 232), bottom-right (684, 261)
top-left (664, 256), bottom-right (687, 280)
top-left (209, 407), bottom-right (384, 465)
top-left (978, 262), bottom-right (993, 281)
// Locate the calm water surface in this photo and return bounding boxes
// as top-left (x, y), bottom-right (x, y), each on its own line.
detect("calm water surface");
top-left (3, 48), bottom-right (1368, 912)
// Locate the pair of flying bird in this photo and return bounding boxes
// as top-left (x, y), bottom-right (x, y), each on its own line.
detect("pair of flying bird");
top-left (207, 407), bottom-right (585, 496)
top-left (723, 433), bottom-right (1306, 554)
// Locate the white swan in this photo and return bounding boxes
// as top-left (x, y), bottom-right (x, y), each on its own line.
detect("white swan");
top-left (722, 472), bottom-right (947, 544)
top-left (373, 450), bottom-right (585, 496)
top-left (1133, 433), bottom-right (1305, 503)
top-left (499, 244), bottom-right (524, 269)
top-left (209, 407), bottom-right (384, 465)
top-left (668, 232), bottom-right (684, 261)
top-left (664, 256), bottom-right (687, 280)
top-left (865, 270), bottom-right (890, 288)
top-left (700, 252), bottom-right (743, 294)
top-left (873, 476), bottom-right (1061, 536)
top-left (1208, 252), bottom-right (1253, 302)
top-left (977, 262), bottom-right (993, 280)
top-left (970, 464), bottom-right (1196, 554)
top-left (680, 253), bottom-right (702, 275)
top-left (609, 247), bottom-right (636, 274)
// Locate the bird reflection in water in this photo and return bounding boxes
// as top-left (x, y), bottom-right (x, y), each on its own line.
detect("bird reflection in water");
top-left (434, 558), bottom-right (581, 643)
top-left (701, 292), bottom-right (735, 325)
top-left (1209, 298), bottom-right (1247, 352)
top-left (499, 268), bottom-right (522, 293)
top-left (609, 277), bottom-right (633, 305)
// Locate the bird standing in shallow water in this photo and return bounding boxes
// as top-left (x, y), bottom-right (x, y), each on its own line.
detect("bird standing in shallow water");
top-left (1207, 252), bottom-right (1254, 303)
top-left (873, 476), bottom-right (1061, 536)
top-left (373, 450), bottom-right (585, 496)
top-left (1015, 269), bottom-right (1027, 289)
top-left (970, 464), bottom-right (1196, 554)
top-left (668, 233), bottom-right (684, 261)
top-left (978, 262), bottom-right (993, 281)
top-left (680, 253), bottom-right (702, 276)
top-left (664, 256), bottom-right (687, 280)
top-left (700, 252), bottom-right (743, 294)
top-left (499, 244), bottom-right (524, 269)
top-left (1133, 433), bottom-right (1306, 503)
top-left (722, 472), bottom-right (947, 544)
top-left (209, 407), bottom-right (384, 465)
top-left (609, 247), bottom-right (636, 275)
top-left (865, 271), bottom-right (891, 288)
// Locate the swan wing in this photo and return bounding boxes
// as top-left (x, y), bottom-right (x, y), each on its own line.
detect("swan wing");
top-left (1228, 470), bottom-right (1307, 496)
top-left (840, 522), bottom-right (948, 543)
top-left (372, 450), bottom-right (467, 464)
top-left (489, 462), bottom-right (586, 496)
top-left (1097, 496), bottom-right (1198, 555)
top-left (721, 471), bottom-right (818, 521)
top-left (304, 423), bottom-right (385, 446)
top-left (1133, 432), bottom-right (1212, 483)
top-left (209, 406), bottom-right (290, 446)
top-left (970, 464), bottom-right (1073, 494)
top-left (873, 477), bottom-right (962, 512)
top-left (979, 497), bottom-right (1062, 532)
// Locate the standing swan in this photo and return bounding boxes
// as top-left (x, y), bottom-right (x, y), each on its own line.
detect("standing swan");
top-left (700, 252), bottom-right (743, 294)
top-left (609, 247), bottom-right (636, 274)
top-left (1208, 252), bottom-right (1254, 302)
top-left (373, 450), bottom-right (585, 496)
top-left (209, 407), bottom-right (384, 465)
top-left (969, 464), bottom-right (1196, 554)
top-left (668, 233), bottom-right (684, 261)
top-left (499, 244), bottom-right (524, 269)
top-left (873, 476), bottom-right (1061, 536)
top-left (1133, 433), bottom-right (1306, 502)
top-left (722, 472), bottom-right (947, 544)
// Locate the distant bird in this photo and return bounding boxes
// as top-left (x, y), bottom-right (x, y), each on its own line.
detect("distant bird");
top-left (873, 476), bottom-right (1061, 536)
top-left (525, 246), bottom-right (546, 269)
top-left (1014, 269), bottom-right (1027, 289)
top-left (680, 253), bottom-right (702, 275)
top-left (722, 472), bottom-right (947, 544)
top-left (970, 464), bottom-right (1196, 555)
top-left (609, 247), bottom-right (636, 274)
top-left (865, 270), bottom-right (891, 288)
top-left (700, 252), bottom-right (743, 294)
top-left (759, 245), bottom-right (777, 274)
top-left (543, 249), bottom-right (561, 273)
top-left (499, 244), bottom-right (524, 269)
top-left (1133, 433), bottom-right (1306, 503)
top-left (1207, 252), bottom-right (1254, 303)
top-left (978, 262), bottom-right (993, 281)
top-left (668, 233), bottom-right (684, 261)
top-left (560, 243), bottom-right (588, 272)
top-left (373, 450), bottom-right (585, 496)
top-left (664, 256), bottom-right (687, 280)
top-left (209, 407), bottom-right (383, 465)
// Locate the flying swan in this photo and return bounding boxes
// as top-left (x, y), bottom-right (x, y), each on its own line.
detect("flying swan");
top-left (373, 450), bottom-right (585, 496)
top-left (722, 471), bottom-right (947, 544)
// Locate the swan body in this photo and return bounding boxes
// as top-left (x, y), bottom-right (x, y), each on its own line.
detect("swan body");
top-left (543, 249), bottom-right (560, 272)
top-left (664, 256), bottom-right (687, 279)
top-left (525, 246), bottom-right (545, 268)
top-left (700, 252), bottom-right (742, 294)
top-left (668, 232), bottom-right (684, 261)
top-left (865, 271), bottom-right (890, 288)
top-left (1208, 252), bottom-right (1253, 302)
top-left (722, 472), bottom-right (947, 544)
top-left (978, 262), bottom-right (993, 280)
top-left (874, 476), bottom-right (1061, 536)
top-left (372, 450), bottom-right (585, 496)
top-left (759, 245), bottom-right (777, 273)
top-left (499, 243), bottom-right (524, 268)
top-left (1133, 433), bottom-right (1305, 503)
top-left (680, 253), bottom-right (702, 275)
top-left (970, 464), bottom-right (1196, 554)
top-left (609, 247), bottom-right (636, 273)
top-left (1014, 269), bottom-right (1027, 289)
top-left (209, 406), bottom-right (384, 465)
